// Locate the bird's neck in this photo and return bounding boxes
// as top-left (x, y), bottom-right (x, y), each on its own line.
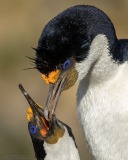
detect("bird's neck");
top-left (77, 60), bottom-right (128, 160)
top-left (76, 34), bottom-right (128, 160)
top-left (31, 126), bottom-right (80, 160)
top-left (76, 34), bottom-right (119, 85)
top-left (43, 127), bottom-right (80, 160)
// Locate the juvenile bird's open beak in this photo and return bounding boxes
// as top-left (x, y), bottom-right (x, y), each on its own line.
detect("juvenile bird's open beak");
top-left (19, 84), bottom-right (65, 142)
top-left (44, 71), bottom-right (68, 121)
top-left (19, 84), bottom-right (50, 137)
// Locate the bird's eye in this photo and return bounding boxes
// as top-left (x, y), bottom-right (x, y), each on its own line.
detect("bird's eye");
top-left (62, 59), bottom-right (70, 70)
top-left (29, 125), bottom-right (37, 134)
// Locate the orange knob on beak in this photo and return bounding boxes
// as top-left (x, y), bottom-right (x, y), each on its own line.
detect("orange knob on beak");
top-left (41, 70), bottom-right (60, 84)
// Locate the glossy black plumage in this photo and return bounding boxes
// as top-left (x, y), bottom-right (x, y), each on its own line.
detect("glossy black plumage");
top-left (112, 39), bottom-right (128, 63)
top-left (30, 133), bottom-right (46, 159)
top-left (35, 5), bottom-right (118, 75)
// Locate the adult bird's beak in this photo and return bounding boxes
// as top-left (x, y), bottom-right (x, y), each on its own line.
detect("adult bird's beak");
top-left (42, 60), bottom-right (78, 121)
top-left (44, 71), bottom-right (68, 121)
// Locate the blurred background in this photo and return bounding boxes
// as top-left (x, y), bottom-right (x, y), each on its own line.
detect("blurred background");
top-left (0, 0), bottom-right (128, 159)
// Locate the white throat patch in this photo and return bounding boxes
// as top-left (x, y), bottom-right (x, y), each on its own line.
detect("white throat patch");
top-left (76, 34), bottom-right (128, 160)
top-left (75, 34), bottom-right (118, 84)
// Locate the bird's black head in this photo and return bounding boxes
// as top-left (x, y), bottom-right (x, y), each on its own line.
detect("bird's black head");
top-left (33, 5), bottom-right (118, 116)
top-left (35, 5), bottom-right (117, 74)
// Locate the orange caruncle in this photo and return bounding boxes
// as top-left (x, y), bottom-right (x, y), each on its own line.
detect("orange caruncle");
top-left (41, 70), bottom-right (60, 84)
top-left (26, 105), bottom-right (43, 121)
top-left (27, 107), bottom-right (33, 121)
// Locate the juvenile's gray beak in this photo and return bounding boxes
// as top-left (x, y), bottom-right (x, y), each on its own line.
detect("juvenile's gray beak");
top-left (19, 84), bottom-right (49, 134)
top-left (19, 84), bottom-right (63, 140)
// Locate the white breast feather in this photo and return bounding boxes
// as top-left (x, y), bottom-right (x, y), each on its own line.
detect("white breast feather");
top-left (76, 34), bottom-right (128, 160)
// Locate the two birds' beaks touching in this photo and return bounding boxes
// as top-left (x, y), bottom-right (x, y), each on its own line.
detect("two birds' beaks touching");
top-left (19, 3), bottom-right (128, 159)
top-left (19, 84), bottom-right (65, 144)
top-left (19, 84), bottom-right (79, 160)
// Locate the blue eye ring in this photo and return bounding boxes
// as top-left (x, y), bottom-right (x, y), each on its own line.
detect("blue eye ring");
top-left (29, 125), bottom-right (36, 134)
top-left (63, 59), bottom-right (70, 70)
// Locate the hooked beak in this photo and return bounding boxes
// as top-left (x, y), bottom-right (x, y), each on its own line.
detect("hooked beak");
top-left (44, 71), bottom-right (68, 121)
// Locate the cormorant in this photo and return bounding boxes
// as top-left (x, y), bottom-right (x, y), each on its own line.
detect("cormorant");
top-left (19, 84), bottom-right (80, 160)
top-left (33, 5), bottom-right (128, 160)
